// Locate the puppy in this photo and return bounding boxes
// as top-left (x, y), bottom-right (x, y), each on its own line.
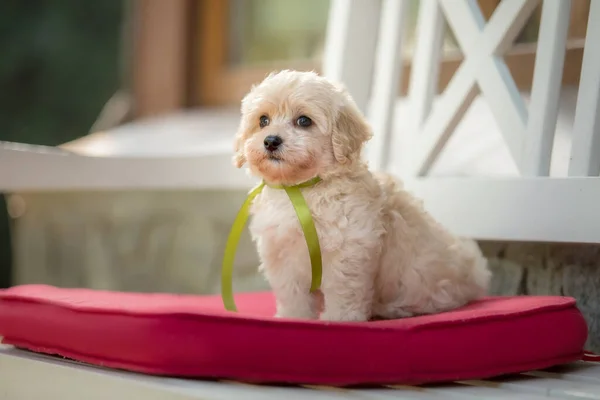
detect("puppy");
top-left (233, 69), bottom-right (491, 322)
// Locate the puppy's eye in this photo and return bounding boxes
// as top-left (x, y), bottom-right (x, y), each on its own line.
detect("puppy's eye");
top-left (296, 115), bottom-right (312, 128)
top-left (259, 115), bottom-right (270, 128)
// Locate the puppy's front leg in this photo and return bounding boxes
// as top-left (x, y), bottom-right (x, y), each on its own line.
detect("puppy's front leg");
top-left (263, 264), bottom-right (320, 319)
top-left (320, 255), bottom-right (377, 322)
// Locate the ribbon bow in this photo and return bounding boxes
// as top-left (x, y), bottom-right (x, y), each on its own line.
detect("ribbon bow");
top-left (221, 176), bottom-right (323, 311)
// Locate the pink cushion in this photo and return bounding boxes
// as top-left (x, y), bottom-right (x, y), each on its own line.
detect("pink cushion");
top-left (0, 284), bottom-right (588, 386)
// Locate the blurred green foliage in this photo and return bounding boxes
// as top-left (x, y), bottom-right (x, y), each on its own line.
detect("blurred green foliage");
top-left (0, 0), bottom-right (124, 287)
top-left (0, 0), bottom-right (124, 146)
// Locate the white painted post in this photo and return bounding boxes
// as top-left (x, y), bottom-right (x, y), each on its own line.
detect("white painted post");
top-left (568, 0), bottom-right (600, 177)
top-left (407, 0), bottom-right (445, 132)
top-left (366, 0), bottom-right (410, 171)
top-left (522, 0), bottom-right (571, 177)
top-left (397, 0), bottom-right (445, 177)
top-left (322, 0), bottom-right (382, 114)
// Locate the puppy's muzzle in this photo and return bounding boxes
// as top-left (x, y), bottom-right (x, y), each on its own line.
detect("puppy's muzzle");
top-left (264, 135), bottom-right (283, 152)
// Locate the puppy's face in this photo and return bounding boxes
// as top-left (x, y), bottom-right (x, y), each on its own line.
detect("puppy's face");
top-left (233, 70), bottom-right (372, 185)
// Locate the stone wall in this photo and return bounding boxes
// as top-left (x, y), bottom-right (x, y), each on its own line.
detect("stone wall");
top-left (8, 190), bottom-right (267, 295)
top-left (481, 242), bottom-right (600, 352)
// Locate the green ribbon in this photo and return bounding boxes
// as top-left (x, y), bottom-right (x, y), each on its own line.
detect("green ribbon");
top-left (221, 176), bottom-right (323, 311)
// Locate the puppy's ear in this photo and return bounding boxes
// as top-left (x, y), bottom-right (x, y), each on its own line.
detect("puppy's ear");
top-left (232, 123), bottom-right (247, 168)
top-left (331, 97), bottom-right (373, 164)
top-left (233, 91), bottom-right (255, 168)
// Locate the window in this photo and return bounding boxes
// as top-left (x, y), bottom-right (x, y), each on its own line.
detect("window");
top-left (132, 0), bottom-right (589, 113)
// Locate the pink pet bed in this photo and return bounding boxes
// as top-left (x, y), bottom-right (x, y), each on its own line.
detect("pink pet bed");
top-left (0, 284), bottom-right (588, 386)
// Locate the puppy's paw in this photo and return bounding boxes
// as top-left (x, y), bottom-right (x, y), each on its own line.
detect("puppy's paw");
top-left (274, 305), bottom-right (318, 320)
top-left (372, 303), bottom-right (415, 319)
top-left (320, 308), bottom-right (369, 322)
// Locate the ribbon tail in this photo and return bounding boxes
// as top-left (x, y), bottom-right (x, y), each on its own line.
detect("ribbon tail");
top-left (221, 182), bottom-right (265, 311)
top-left (284, 186), bottom-right (323, 292)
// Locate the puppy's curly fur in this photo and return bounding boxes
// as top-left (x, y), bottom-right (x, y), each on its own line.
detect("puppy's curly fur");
top-left (234, 70), bottom-right (491, 322)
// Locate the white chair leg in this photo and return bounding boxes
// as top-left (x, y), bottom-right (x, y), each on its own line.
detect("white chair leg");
top-left (322, 0), bottom-right (382, 113)
top-left (365, 0), bottom-right (411, 171)
top-left (568, 0), bottom-right (600, 177)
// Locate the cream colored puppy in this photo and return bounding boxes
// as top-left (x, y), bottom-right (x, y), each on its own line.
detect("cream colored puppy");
top-left (234, 69), bottom-right (491, 322)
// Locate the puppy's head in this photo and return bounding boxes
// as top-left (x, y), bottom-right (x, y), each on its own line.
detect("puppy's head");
top-left (233, 70), bottom-right (372, 185)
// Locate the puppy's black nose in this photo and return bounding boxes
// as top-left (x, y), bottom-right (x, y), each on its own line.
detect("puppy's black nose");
top-left (264, 135), bottom-right (283, 151)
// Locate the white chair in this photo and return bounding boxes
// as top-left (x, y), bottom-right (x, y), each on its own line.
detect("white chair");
top-left (324, 0), bottom-right (600, 244)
